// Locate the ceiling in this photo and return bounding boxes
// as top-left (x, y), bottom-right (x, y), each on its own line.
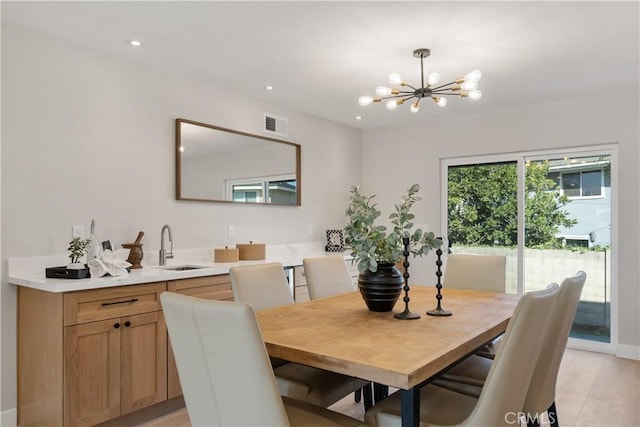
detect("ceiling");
top-left (2, 1), bottom-right (638, 130)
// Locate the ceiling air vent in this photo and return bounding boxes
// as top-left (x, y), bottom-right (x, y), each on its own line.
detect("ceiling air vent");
top-left (264, 113), bottom-right (288, 137)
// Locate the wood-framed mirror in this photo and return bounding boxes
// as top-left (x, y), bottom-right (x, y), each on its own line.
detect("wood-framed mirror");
top-left (175, 118), bottom-right (301, 206)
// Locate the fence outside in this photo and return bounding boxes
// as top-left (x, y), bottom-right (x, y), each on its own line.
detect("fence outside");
top-left (449, 246), bottom-right (611, 303)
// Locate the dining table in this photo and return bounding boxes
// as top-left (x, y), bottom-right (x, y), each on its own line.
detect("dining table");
top-left (255, 285), bottom-right (520, 427)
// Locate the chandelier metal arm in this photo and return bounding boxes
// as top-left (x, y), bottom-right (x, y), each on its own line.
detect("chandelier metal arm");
top-left (429, 80), bottom-right (460, 91)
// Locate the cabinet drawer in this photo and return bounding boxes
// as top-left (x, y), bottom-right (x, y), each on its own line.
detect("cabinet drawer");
top-left (167, 275), bottom-right (233, 301)
top-left (64, 283), bottom-right (166, 326)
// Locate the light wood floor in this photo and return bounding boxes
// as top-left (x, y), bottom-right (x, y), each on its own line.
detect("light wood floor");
top-left (136, 348), bottom-right (639, 427)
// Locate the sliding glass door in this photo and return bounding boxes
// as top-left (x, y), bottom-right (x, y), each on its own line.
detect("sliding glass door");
top-left (443, 147), bottom-right (614, 346)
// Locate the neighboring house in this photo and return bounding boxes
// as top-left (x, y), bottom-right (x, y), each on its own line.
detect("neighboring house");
top-left (547, 155), bottom-right (611, 247)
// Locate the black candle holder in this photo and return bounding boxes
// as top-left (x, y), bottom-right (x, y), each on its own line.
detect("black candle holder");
top-left (394, 236), bottom-right (420, 320)
top-left (427, 238), bottom-right (452, 317)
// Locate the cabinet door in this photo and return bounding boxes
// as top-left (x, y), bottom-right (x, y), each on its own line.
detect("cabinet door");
top-left (64, 319), bottom-right (120, 427)
top-left (120, 311), bottom-right (167, 415)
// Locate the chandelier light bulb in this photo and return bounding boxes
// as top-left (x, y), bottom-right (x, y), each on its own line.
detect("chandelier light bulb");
top-left (460, 80), bottom-right (478, 91)
top-left (359, 96), bottom-right (374, 106)
top-left (468, 90), bottom-right (482, 100)
top-left (435, 97), bottom-right (447, 107)
top-left (428, 72), bottom-right (440, 86)
top-left (464, 70), bottom-right (482, 82)
top-left (410, 101), bottom-right (420, 113)
top-left (376, 86), bottom-right (392, 96)
top-left (389, 73), bottom-right (403, 85)
top-left (386, 100), bottom-right (398, 110)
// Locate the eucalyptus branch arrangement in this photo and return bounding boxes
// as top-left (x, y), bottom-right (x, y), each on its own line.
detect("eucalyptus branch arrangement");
top-left (345, 184), bottom-right (442, 273)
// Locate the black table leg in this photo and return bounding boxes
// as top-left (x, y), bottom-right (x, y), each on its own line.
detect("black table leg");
top-left (400, 388), bottom-right (420, 427)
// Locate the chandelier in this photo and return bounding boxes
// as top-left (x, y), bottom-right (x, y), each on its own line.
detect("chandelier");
top-left (358, 48), bottom-right (482, 113)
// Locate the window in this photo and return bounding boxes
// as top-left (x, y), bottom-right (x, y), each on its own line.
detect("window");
top-left (443, 147), bottom-right (615, 350)
top-left (560, 170), bottom-right (603, 198)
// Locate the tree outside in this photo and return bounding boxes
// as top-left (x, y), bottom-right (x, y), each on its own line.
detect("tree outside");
top-left (447, 161), bottom-right (577, 248)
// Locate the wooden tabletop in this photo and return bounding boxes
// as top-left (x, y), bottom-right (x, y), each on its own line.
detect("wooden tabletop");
top-left (256, 286), bottom-right (520, 390)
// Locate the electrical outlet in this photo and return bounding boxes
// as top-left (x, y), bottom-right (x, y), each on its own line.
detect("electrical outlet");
top-left (72, 225), bottom-right (84, 238)
top-left (228, 225), bottom-right (236, 239)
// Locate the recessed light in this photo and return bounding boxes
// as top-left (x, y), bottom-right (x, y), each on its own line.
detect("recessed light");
top-left (356, 116), bottom-right (362, 120)
top-left (265, 85), bottom-right (274, 91)
top-left (129, 40), bottom-right (141, 47)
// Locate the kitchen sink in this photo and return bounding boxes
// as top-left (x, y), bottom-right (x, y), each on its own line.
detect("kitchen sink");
top-left (158, 265), bottom-right (207, 271)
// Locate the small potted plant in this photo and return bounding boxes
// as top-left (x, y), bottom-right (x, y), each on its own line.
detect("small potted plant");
top-left (67, 237), bottom-right (90, 270)
top-left (344, 184), bottom-right (442, 311)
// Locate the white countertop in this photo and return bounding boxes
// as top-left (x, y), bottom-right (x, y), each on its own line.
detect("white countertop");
top-left (8, 243), bottom-right (353, 293)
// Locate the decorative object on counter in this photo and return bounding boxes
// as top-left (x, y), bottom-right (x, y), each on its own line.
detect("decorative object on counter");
top-left (101, 240), bottom-right (113, 251)
top-left (45, 265), bottom-right (90, 279)
top-left (237, 241), bottom-right (266, 260)
top-left (213, 246), bottom-right (240, 263)
top-left (325, 229), bottom-right (344, 252)
top-left (87, 250), bottom-right (132, 277)
top-left (86, 219), bottom-right (102, 262)
top-left (122, 231), bottom-right (144, 269)
top-left (394, 237), bottom-right (420, 320)
top-left (427, 238), bottom-right (452, 317)
top-left (67, 237), bottom-right (90, 269)
top-left (46, 237), bottom-right (91, 279)
top-left (345, 184), bottom-right (442, 312)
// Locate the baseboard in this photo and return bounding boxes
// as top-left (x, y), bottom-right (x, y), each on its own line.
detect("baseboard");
top-left (616, 343), bottom-right (640, 360)
top-left (1, 407), bottom-right (17, 427)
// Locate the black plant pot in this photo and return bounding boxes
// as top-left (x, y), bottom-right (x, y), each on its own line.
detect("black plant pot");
top-left (358, 263), bottom-right (404, 312)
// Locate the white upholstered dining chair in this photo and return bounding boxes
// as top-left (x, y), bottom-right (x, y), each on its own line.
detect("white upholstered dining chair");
top-left (160, 292), bottom-right (364, 426)
top-left (432, 271), bottom-right (587, 427)
top-left (229, 262), bottom-right (371, 409)
top-left (443, 253), bottom-right (507, 356)
top-left (364, 283), bottom-right (560, 427)
top-left (443, 253), bottom-right (506, 292)
top-left (303, 256), bottom-right (372, 407)
top-left (303, 256), bottom-right (356, 300)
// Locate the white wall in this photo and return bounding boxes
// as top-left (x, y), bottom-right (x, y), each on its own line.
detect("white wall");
top-left (362, 93), bottom-right (640, 353)
top-left (0, 25), bottom-right (363, 412)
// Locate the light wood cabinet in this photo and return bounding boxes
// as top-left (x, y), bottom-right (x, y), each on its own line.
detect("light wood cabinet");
top-left (17, 272), bottom-right (268, 425)
top-left (166, 275), bottom-right (233, 398)
top-left (18, 282), bottom-right (167, 427)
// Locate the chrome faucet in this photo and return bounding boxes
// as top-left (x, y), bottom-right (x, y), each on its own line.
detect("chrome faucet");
top-left (159, 224), bottom-right (174, 266)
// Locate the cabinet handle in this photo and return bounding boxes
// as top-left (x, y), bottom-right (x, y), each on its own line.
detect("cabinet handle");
top-left (114, 323), bottom-right (120, 329)
top-left (124, 321), bottom-right (131, 327)
top-left (102, 298), bottom-right (139, 307)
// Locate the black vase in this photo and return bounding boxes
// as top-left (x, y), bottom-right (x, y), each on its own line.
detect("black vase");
top-left (358, 263), bottom-right (404, 312)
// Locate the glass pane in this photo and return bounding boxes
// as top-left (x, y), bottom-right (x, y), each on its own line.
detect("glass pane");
top-left (526, 155), bottom-right (611, 343)
top-left (232, 183), bottom-right (263, 203)
top-left (562, 172), bottom-right (581, 198)
top-left (267, 179), bottom-right (297, 205)
top-left (447, 162), bottom-right (518, 294)
top-left (582, 170), bottom-right (602, 196)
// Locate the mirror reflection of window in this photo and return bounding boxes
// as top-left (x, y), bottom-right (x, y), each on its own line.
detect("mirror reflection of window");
top-left (232, 184), bottom-right (263, 203)
top-left (268, 179), bottom-right (296, 204)
top-left (227, 175), bottom-right (296, 205)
